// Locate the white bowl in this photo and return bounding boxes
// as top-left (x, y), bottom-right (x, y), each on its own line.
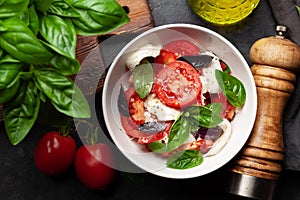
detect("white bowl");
top-left (102, 24), bottom-right (257, 179)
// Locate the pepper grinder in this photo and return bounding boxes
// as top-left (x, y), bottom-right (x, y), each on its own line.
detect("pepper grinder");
top-left (226, 25), bottom-right (300, 200)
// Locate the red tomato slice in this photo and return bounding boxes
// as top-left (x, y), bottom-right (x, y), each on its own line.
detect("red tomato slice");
top-left (154, 61), bottom-right (202, 109)
top-left (154, 50), bottom-right (177, 65)
top-left (163, 40), bottom-right (200, 57)
top-left (128, 92), bottom-right (145, 125)
top-left (123, 87), bottom-right (145, 125)
top-left (120, 115), bottom-right (172, 144)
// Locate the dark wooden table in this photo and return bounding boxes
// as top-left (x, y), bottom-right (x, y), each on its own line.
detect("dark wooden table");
top-left (1, 0), bottom-right (300, 199)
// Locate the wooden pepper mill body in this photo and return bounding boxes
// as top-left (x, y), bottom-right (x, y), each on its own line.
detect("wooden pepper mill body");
top-left (227, 26), bottom-right (300, 200)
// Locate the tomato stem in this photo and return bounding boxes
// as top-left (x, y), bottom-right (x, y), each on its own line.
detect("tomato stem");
top-left (59, 119), bottom-right (75, 137)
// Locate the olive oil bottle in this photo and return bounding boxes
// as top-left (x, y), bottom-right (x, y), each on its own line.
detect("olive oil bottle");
top-left (187, 0), bottom-right (260, 25)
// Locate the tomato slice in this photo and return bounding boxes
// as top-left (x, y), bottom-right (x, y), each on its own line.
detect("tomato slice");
top-left (154, 50), bottom-right (177, 65)
top-left (163, 40), bottom-right (200, 57)
top-left (154, 61), bottom-right (202, 109)
top-left (120, 115), bottom-right (172, 144)
top-left (128, 92), bottom-right (145, 125)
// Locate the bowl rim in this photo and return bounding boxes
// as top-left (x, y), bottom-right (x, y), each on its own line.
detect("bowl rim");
top-left (102, 23), bottom-right (257, 179)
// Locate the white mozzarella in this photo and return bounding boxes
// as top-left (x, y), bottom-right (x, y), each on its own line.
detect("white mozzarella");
top-left (205, 119), bottom-right (232, 156)
top-left (201, 53), bottom-right (222, 94)
top-left (144, 94), bottom-right (181, 121)
top-left (125, 43), bottom-right (162, 70)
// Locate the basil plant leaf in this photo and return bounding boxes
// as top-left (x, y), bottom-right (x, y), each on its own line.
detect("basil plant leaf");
top-left (133, 59), bottom-right (154, 99)
top-left (215, 69), bottom-right (246, 108)
top-left (34, 68), bottom-right (91, 118)
top-left (0, 0), bottom-right (29, 18)
top-left (147, 142), bottom-right (167, 154)
top-left (187, 104), bottom-right (223, 128)
top-left (48, 0), bottom-right (81, 18)
top-left (0, 54), bottom-right (24, 89)
top-left (166, 115), bottom-right (191, 152)
top-left (34, 0), bottom-right (54, 13)
top-left (28, 4), bottom-right (39, 36)
top-left (0, 17), bottom-right (54, 64)
top-left (3, 80), bottom-right (40, 145)
top-left (69, 0), bottom-right (130, 35)
top-left (178, 55), bottom-right (213, 68)
top-left (39, 14), bottom-right (77, 59)
top-left (296, 5), bottom-right (300, 16)
top-left (0, 75), bottom-right (20, 104)
top-left (166, 150), bottom-right (203, 169)
top-left (49, 53), bottom-right (80, 76)
top-left (0, 22), bottom-right (6, 32)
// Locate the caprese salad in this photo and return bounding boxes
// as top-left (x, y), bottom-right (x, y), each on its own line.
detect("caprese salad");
top-left (117, 40), bottom-right (246, 170)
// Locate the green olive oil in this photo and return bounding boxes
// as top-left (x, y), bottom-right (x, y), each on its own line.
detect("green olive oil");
top-left (187, 0), bottom-right (260, 25)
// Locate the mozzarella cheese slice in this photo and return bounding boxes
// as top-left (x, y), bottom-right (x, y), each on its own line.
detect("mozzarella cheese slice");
top-left (201, 52), bottom-right (222, 94)
top-left (125, 43), bottom-right (162, 70)
top-left (144, 94), bottom-right (181, 121)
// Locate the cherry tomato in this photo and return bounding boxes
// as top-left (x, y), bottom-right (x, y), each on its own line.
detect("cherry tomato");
top-left (74, 143), bottom-right (115, 190)
top-left (154, 49), bottom-right (177, 65)
top-left (163, 40), bottom-right (200, 57)
top-left (34, 131), bottom-right (76, 176)
top-left (154, 61), bottom-right (202, 109)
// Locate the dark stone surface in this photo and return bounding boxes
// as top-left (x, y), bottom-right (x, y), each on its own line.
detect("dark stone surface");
top-left (1, 0), bottom-right (300, 199)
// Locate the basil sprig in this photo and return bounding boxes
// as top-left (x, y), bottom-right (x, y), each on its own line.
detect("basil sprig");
top-left (148, 103), bottom-right (222, 169)
top-left (0, 0), bottom-right (129, 145)
top-left (215, 69), bottom-right (246, 108)
top-left (166, 150), bottom-right (204, 169)
top-left (133, 59), bottom-right (154, 99)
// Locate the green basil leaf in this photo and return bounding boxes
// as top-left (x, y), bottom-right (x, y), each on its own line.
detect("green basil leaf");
top-left (0, 48), bottom-right (3, 59)
top-left (187, 104), bottom-right (223, 128)
top-left (215, 69), bottom-right (246, 108)
top-left (48, 0), bottom-right (81, 18)
top-left (0, 76), bottom-right (20, 104)
top-left (3, 80), bottom-right (40, 145)
top-left (28, 5), bottom-right (39, 35)
top-left (34, 68), bottom-right (91, 118)
top-left (69, 0), bottom-right (130, 35)
top-left (34, 0), bottom-right (54, 13)
top-left (0, 55), bottom-right (23, 89)
top-left (147, 141), bottom-right (167, 154)
top-left (0, 21), bottom-right (7, 32)
top-left (166, 115), bottom-right (191, 152)
top-left (166, 150), bottom-right (203, 169)
top-left (0, 17), bottom-right (53, 64)
top-left (189, 103), bottom-right (222, 116)
top-left (50, 53), bottom-right (80, 75)
top-left (19, 7), bottom-right (30, 26)
top-left (296, 5), bottom-right (300, 16)
top-left (133, 59), bottom-right (154, 99)
top-left (0, 0), bottom-right (29, 18)
top-left (39, 14), bottom-right (77, 59)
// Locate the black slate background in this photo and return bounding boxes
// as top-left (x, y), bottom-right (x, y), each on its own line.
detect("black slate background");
top-left (1, 0), bottom-right (300, 199)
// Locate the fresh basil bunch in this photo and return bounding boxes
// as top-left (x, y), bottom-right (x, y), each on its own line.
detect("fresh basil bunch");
top-left (0, 0), bottom-right (129, 145)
